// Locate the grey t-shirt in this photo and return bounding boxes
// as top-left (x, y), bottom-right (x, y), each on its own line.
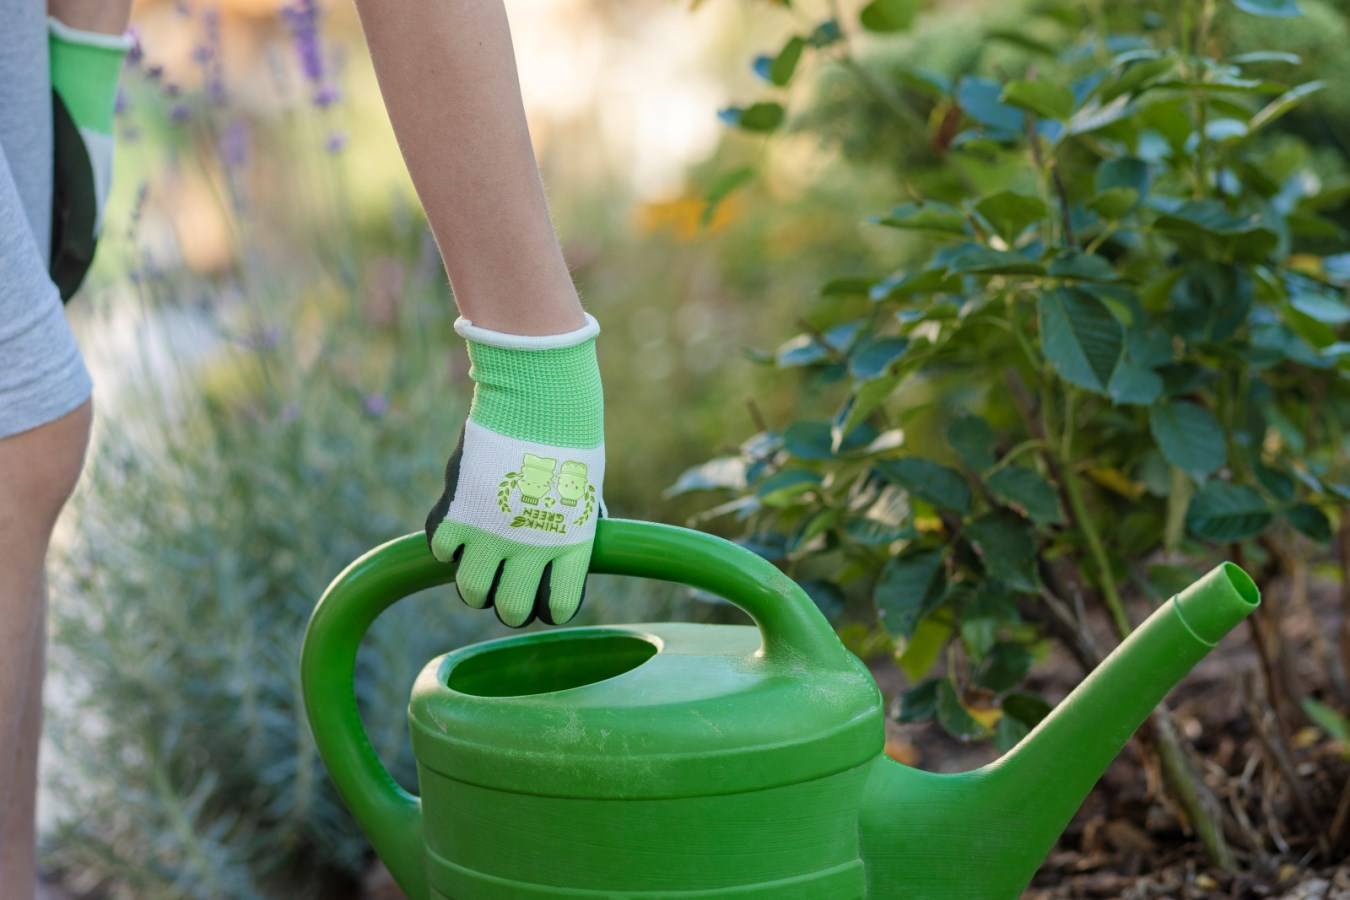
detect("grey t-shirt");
top-left (0, 0), bottom-right (93, 438)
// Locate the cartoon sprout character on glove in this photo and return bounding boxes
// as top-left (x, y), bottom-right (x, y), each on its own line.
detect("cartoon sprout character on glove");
top-left (517, 453), bottom-right (557, 505)
top-left (497, 454), bottom-right (596, 529)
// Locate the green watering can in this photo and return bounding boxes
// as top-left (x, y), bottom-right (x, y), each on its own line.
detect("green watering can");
top-left (300, 519), bottom-right (1260, 899)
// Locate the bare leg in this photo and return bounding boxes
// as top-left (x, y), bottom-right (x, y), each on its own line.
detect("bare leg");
top-left (0, 599), bottom-right (45, 900)
top-left (0, 400), bottom-right (91, 898)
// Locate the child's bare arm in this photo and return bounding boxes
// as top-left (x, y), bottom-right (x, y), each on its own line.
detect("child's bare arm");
top-left (353, 1), bottom-right (585, 336)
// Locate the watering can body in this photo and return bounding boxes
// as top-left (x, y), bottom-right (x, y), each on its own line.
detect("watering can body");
top-left (300, 519), bottom-right (1259, 899)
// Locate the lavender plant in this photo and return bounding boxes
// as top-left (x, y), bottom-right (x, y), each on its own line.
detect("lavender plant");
top-left (40, 6), bottom-right (491, 897)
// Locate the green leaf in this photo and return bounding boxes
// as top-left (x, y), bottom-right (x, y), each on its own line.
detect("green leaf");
top-left (849, 336), bottom-right (911, 380)
top-left (845, 517), bottom-right (915, 546)
top-left (966, 510), bottom-right (1037, 591)
top-left (1249, 81), bottom-right (1324, 133)
top-left (1289, 285), bottom-right (1350, 325)
top-left (1001, 79), bottom-right (1075, 120)
top-left (1286, 502), bottom-right (1331, 543)
top-left (1232, 0), bottom-right (1301, 17)
top-left (897, 679), bottom-right (939, 723)
top-left (783, 420), bottom-right (835, 460)
top-left (859, 0), bottom-right (918, 32)
top-left (1302, 699), bottom-right (1350, 743)
top-left (1186, 481), bottom-right (1273, 541)
top-left (834, 374), bottom-right (901, 442)
top-left (875, 548), bottom-right (947, 639)
top-left (1108, 358), bottom-right (1164, 406)
top-left (702, 166), bottom-right (754, 225)
top-left (937, 678), bottom-right (988, 741)
top-left (1228, 51), bottom-right (1301, 66)
top-left (1002, 691), bottom-right (1052, 728)
top-left (988, 466), bottom-right (1064, 525)
top-left (666, 457), bottom-right (747, 496)
top-left (1095, 156), bottom-right (1150, 198)
top-left (767, 36), bottom-right (805, 86)
top-left (807, 19), bottom-right (842, 47)
top-left (1038, 287), bottom-right (1123, 394)
top-left (986, 28), bottom-right (1057, 57)
top-left (895, 65), bottom-right (953, 99)
top-left (975, 642), bottom-right (1032, 693)
top-left (959, 581), bottom-right (1020, 659)
top-left (1089, 187), bottom-right (1140, 219)
top-left (870, 268), bottom-right (961, 301)
top-left (871, 201), bottom-right (968, 235)
top-left (948, 415), bottom-right (997, 472)
top-left (957, 76), bottom-right (1025, 134)
top-left (1255, 462), bottom-right (1296, 502)
top-left (1148, 402), bottom-right (1226, 480)
top-left (821, 277), bottom-right (875, 297)
top-left (775, 320), bottom-right (862, 367)
top-left (799, 579), bottom-right (845, 623)
top-left (876, 457), bottom-right (973, 513)
top-left (1048, 251), bottom-right (1118, 282)
top-left (897, 615), bottom-right (953, 681)
top-left (1169, 263), bottom-right (1253, 342)
top-left (939, 243), bottom-right (1046, 276)
top-left (995, 714), bottom-right (1030, 751)
top-left (974, 190), bottom-right (1047, 244)
top-left (756, 468), bottom-right (821, 506)
top-left (720, 101), bottom-right (785, 132)
top-left (1150, 200), bottom-right (1279, 259)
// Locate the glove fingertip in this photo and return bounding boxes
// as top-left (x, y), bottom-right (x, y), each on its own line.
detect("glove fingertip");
top-left (538, 555), bottom-right (588, 626)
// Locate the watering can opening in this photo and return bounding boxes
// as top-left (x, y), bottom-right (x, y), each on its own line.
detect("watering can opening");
top-left (444, 629), bottom-right (661, 698)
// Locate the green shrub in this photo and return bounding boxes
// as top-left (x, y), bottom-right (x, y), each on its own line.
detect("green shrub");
top-left (681, 0), bottom-right (1349, 866)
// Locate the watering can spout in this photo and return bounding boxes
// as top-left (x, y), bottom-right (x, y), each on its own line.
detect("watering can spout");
top-left (858, 562), bottom-right (1259, 898)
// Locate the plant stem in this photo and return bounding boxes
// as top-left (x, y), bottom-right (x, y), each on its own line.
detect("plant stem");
top-left (1054, 387), bottom-right (1236, 872)
top-left (1150, 709), bottom-right (1237, 870)
top-left (1056, 393), bottom-right (1132, 637)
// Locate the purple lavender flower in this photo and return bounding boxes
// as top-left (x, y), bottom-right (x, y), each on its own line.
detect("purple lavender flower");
top-left (169, 103), bottom-right (191, 123)
top-left (198, 9), bottom-right (227, 105)
top-left (114, 88), bottom-right (128, 117)
top-left (126, 28), bottom-right (144, 66)
top-left (324, 131), bottom-right (347, 155)
top-left (313, 84), bottom-right (341, 108)
top-left (219, 119), bottom-right (250, 168)
top-left (362, 393), bottom-right (389, 417)
top-left (282, 0), bottom-right (341, 109)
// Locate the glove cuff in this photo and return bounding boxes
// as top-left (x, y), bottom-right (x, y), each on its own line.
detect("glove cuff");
top-left (453, 312), bottom-right (599, 350)
top-left (49, 18), bottom-right (132, 135)
top-left (461, 315), bottom-right (604, 450)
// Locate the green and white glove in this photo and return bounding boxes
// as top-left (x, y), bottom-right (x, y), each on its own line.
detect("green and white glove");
top-left (426, 314), bottom-right (605, 628)
top-left (48, 18), bottom-right (132, 300)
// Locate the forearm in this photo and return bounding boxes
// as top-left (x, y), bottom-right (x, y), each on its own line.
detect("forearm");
top-left (47, 0), bottom-right (133, 34)
top-left (353, 1), bottom-right (584, 336)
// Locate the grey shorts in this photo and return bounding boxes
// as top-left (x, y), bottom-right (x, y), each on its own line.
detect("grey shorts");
top-left (0, 0), bottom-right (93, 439)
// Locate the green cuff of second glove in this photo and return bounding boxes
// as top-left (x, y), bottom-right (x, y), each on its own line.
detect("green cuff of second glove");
top-left (49, 18), bottom-right (132, 134)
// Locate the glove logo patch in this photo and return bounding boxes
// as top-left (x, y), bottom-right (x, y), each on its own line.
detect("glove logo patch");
top-left (497, 453), bottom-right (597, 531)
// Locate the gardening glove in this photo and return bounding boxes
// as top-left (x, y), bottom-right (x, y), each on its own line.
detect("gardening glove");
top-left (426, 313), bottom-right (605, 628)
top-left (48, 18), bottom-right (132, 301)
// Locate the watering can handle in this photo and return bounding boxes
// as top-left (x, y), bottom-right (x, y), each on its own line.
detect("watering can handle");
top-left (299, 518), bottom-right (847, 900)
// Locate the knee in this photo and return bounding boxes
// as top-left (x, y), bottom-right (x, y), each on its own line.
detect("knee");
top-left (0, 400), bottom-right (93, 541)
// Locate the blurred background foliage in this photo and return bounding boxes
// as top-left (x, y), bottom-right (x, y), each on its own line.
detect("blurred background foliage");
top-left (41, 0), bottom-right (1350, 896)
